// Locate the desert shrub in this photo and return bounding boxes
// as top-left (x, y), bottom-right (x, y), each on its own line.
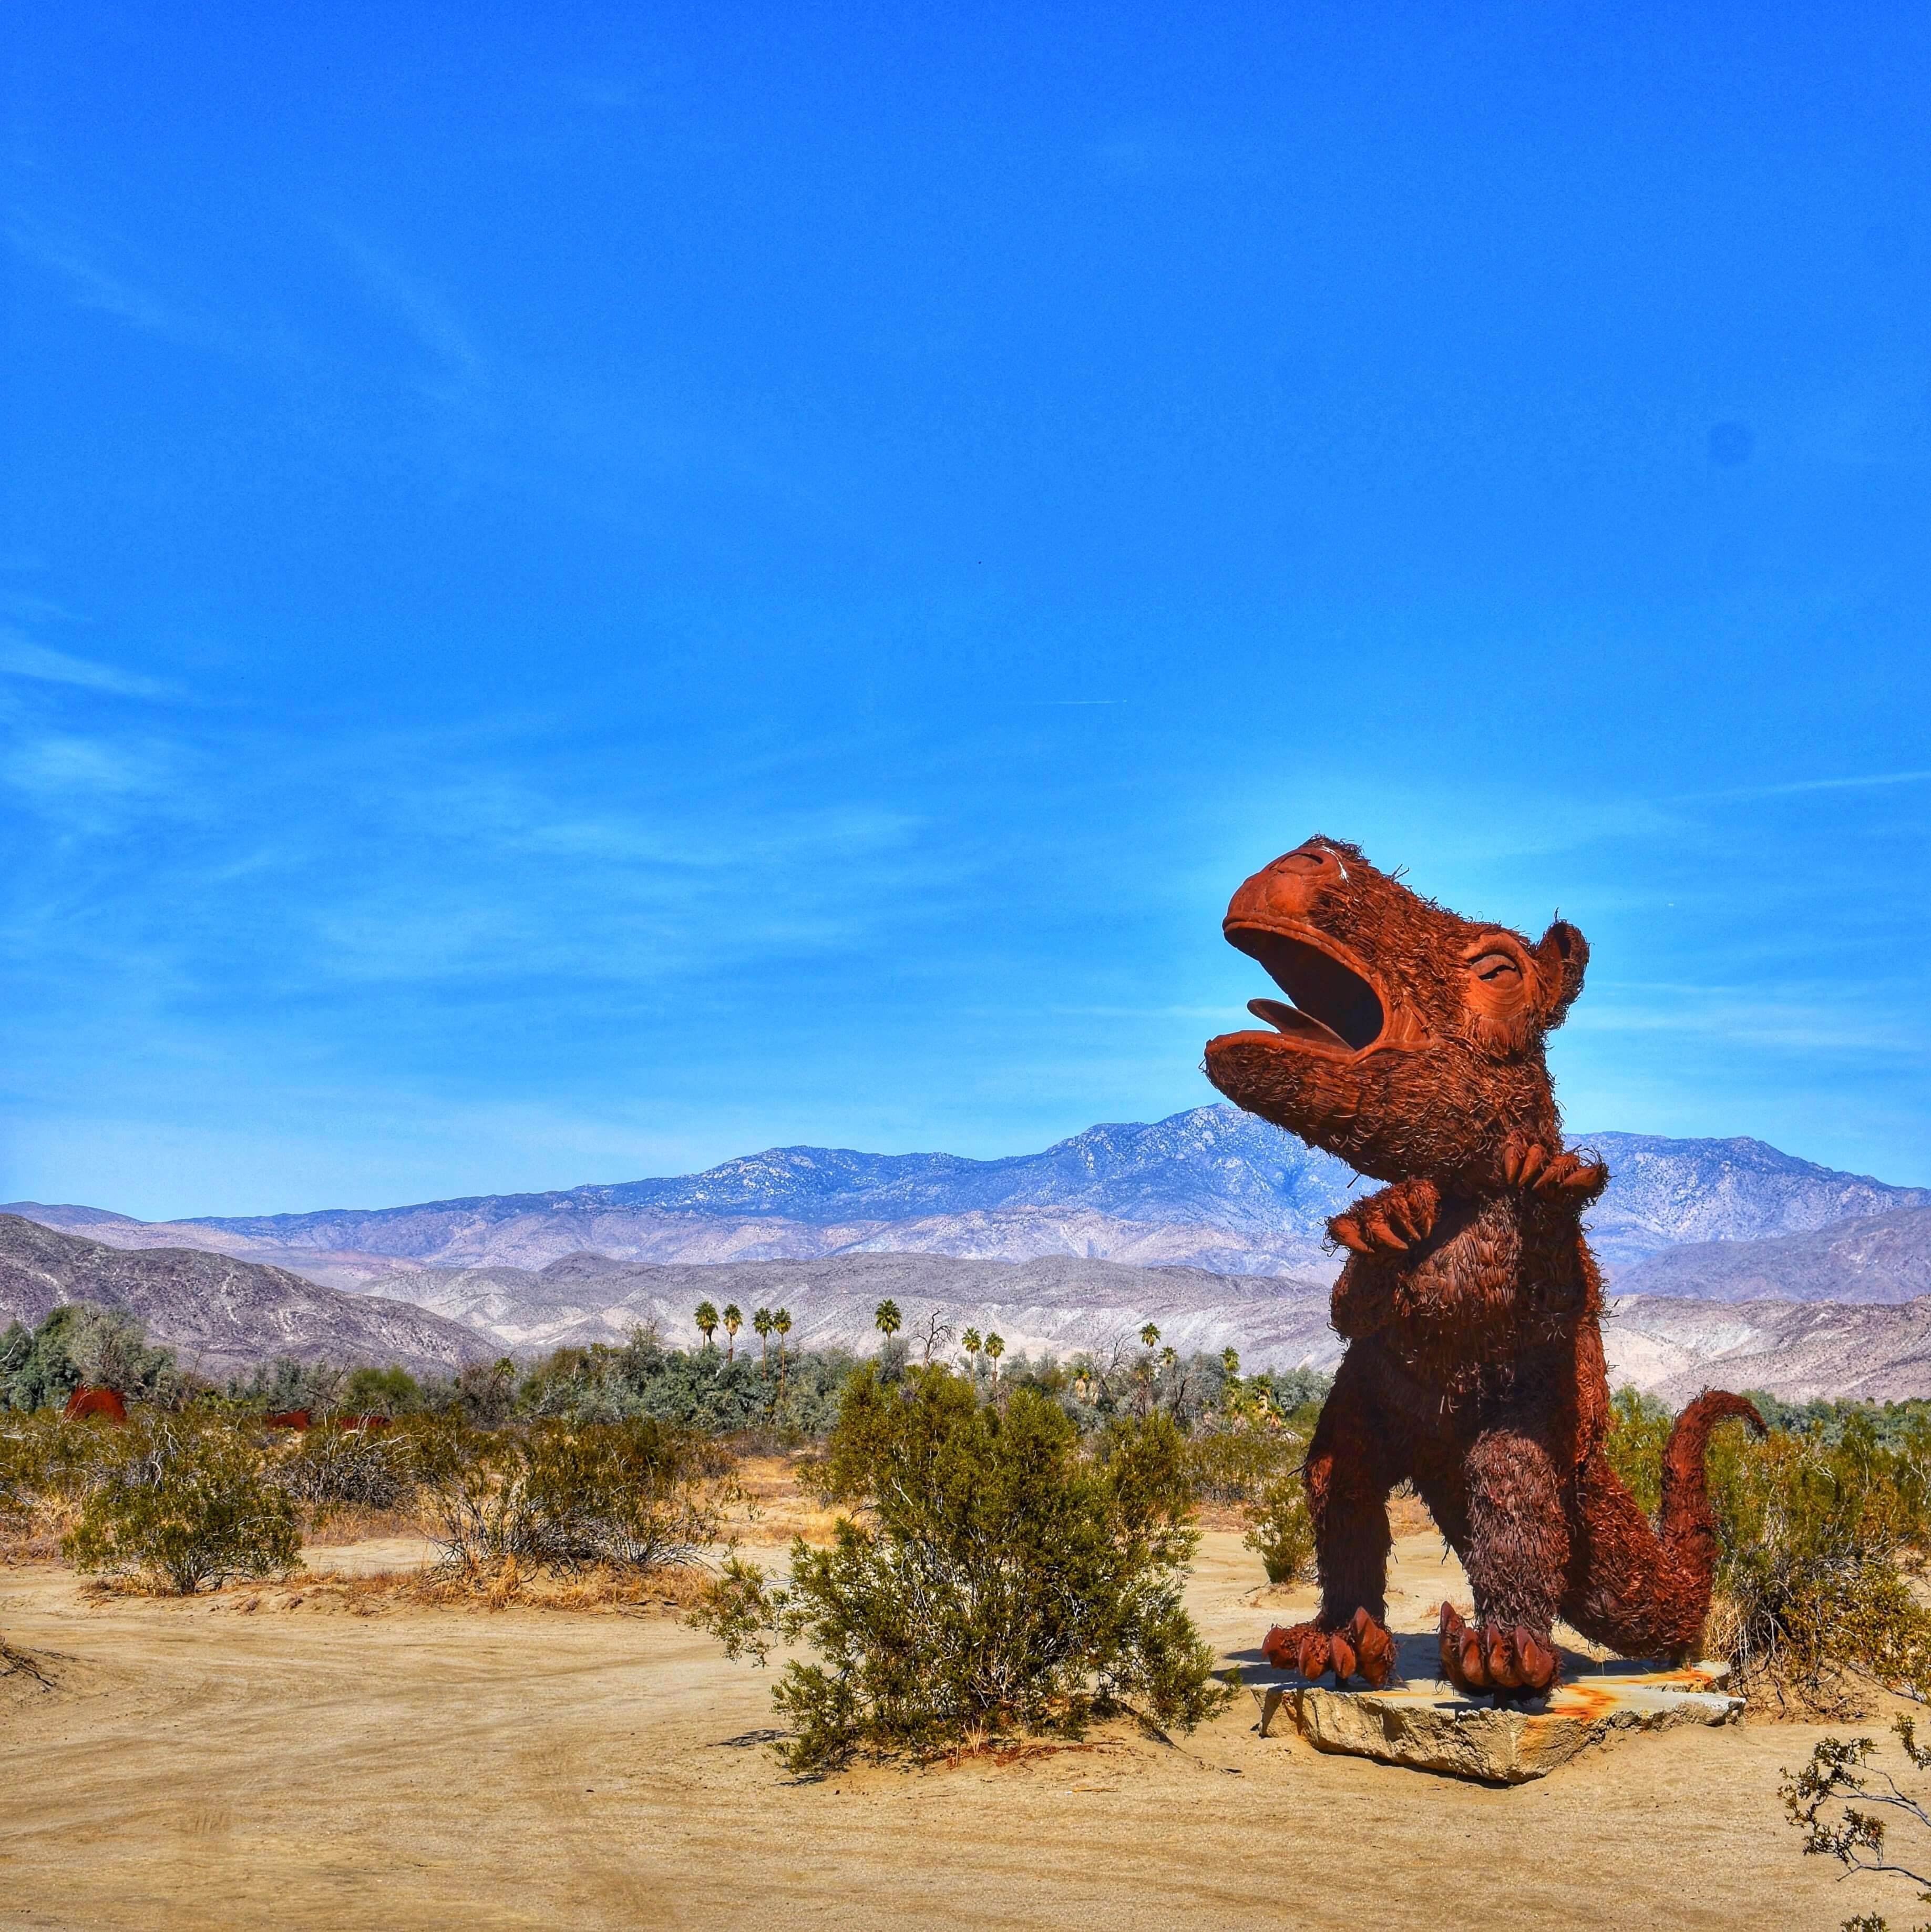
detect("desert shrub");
top-left (0, 1305), bottom-right (180, 1413)
top-left (273, 1421), bottom-right (414, 1519)
top-left (0, 1420), bottom-right (27, 1528)
top-left (1714, 1421), bottom-right (1931, 1711)
top-left (1186, 1422), bottom-right (1301, 1507)
top-left (693, 1365), bottom-right (1233, 1773)
top-left (340, 1365), bottom-right (425, 1418)
top-left (227, 1355), bottom-right (345, 1415)
top-left (1, 1406), bottom-right (138, 1509)
top-left (1783, 1715), bottom-right (1931, 1931)
top-left (1604, 1386), bottom-right (1674, 1515)
top-left (1607, 1392), bottom-right (1931, 1711)
top-left (0, 1415), bottom-right (95, 1557)
top-left (1751, 1393), bottom-right (1931, 1449)
top-left (1182, 1407), bottom-right (1316, 1583)
top-left (1242, 1468), bottom-right (1316, 1585)
top-left (447, 1358), bottom-right (517, 1426)
top-left (63, 1416), bottom-right (300, 1593)
top-left (516, 1328), bottom-right (855, 1436)
top-left (416, 1417), bottom-right (733, 1578)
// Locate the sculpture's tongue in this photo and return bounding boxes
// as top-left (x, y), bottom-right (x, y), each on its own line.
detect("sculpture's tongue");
top-left (1247, 997), bottom-right (1350, 1051)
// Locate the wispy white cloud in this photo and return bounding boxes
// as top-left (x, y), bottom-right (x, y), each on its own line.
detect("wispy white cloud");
top-left (1570, 983), bottom-right (1931, 1057)
top-left (1686, 769), bottom-right (1931, 803)
top-left (0, 630), bottom-right (176, 701)
top-left (327, 228), bottom-right (488, 394)
top-left (3, 215), bottom-right (234, 351)
top-left (0, 727), bottom-right (194, 857)
top-left (286, 773), bottom-right (933, 990)
top-left (6, 221), bottom-right (175, 333)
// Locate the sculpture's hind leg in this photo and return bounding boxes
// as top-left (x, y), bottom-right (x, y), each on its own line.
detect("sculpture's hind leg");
top-left (1260, 1351), bottom-right (1399, 1687)
top-left (1437, 1427), bottom-right (1566, 1696)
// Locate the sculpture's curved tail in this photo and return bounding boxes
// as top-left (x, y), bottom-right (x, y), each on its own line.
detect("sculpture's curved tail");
top-left (1659, 1389), bottom-right (1767, 1611)
top-left (1568, 1388), bottom-right (1766, 1661)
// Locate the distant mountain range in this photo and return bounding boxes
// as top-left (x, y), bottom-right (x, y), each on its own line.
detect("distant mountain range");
top-left (0, 1215), bottom-right (483, 1380)
top-left (1615, 1204), bottom-right (1931, 1304)
top-left (366, 1252), bottom-right (1931, 1408)
top-left (5, 1193), bottom-right (1927, 1418)
top-left (374, 1250), bottom-right (1337, 1369)
top-left (1603, 1293), bottom-right (1931, 1408)
top-left (10, 1105), bottom-right (1923, 1289)
top-left (6, 1107), bottom-right (1929, 1403)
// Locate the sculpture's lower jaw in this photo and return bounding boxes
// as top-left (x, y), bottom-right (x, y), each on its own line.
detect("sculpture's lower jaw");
top-left (1204, 1030), bottom-right (1364, 1153)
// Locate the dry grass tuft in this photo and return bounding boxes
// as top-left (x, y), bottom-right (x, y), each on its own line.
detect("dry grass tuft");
top-left (1, 1496), bottom-right (79, 1567)
top-left (722, 1452), bottom-right (843, 1546)
top-left (299, 1505), bottom-right (423, 1547)
top-left (189, 1560), bottom-right (714, 1618)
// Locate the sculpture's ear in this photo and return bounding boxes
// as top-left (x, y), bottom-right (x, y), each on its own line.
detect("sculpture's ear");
top-left (1534, 920), bottom-right (1588, 1029)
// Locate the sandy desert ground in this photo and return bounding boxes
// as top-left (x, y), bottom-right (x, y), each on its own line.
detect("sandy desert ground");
top-left (0, 1511), bottom-right (1894, 1932)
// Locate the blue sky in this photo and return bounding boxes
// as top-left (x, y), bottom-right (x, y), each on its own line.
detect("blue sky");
top-left (3, 4), bottom-right (1928, 1216)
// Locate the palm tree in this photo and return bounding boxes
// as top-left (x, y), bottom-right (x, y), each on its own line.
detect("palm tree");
top-left (874, 1299), bottom-right (902, 1345)
top-left (753, 1307), bottom-right (773, 1373)
top-left (1221, 1346), bottom-right (1240, 1380)
top-left (1160, 1345), bottom-right (1177, 1372)
top-left (961, 1327), bottom-right (982, 1382)
top-left (721, 1304), bottom-right (743, 1363)
top-left (1140, 1322), bottom-right (1160, 1351)
top-left (694, 1301), bottom-right (720, 1352)
top-left (774, 1307), bottom-right (793, 1385)
top-left (984, 1332), bottom-right (1004, 1391)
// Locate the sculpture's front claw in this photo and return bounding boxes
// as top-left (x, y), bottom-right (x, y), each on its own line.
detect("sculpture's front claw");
top-left (1263, 1607), bottom-right (1397, 1689)
top-left (1499, 1135), bottom-right (1608, 1207)
top-left (1328, 1178), bottom-right (1442, 1255)
top-left (1437, 1602), bottom-right (1558, 1698)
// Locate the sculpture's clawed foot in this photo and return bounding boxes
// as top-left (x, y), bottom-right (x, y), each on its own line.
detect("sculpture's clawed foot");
top-left (1499, 1134), bottom-right (1608, 1207)
top-left (1437, 1603), bottom-right (1559, 1699)
top-left (1262, 1607), bottom-right (1398, 1688)
top-left (1328, 1178), bottom-right (1442, 1256)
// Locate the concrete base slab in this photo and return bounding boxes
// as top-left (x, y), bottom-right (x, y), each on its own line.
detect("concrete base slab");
top-left (1252, 1660), bottom-right (1742, 1783)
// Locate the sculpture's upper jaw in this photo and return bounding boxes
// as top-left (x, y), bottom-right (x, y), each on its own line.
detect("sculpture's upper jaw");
top-left (1204, 838), bottom-right (1429, 1076)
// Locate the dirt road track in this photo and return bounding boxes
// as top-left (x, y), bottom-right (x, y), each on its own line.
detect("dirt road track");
top-left (0, 1531), bottom-right (1868, 1930)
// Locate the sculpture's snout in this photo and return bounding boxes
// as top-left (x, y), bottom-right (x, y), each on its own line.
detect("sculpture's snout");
top-left (1224, 841), bottom-right (1347, 927)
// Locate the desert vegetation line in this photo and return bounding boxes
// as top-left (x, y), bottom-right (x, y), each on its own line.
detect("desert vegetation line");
top-left (10, 1297), bottom-right (1931, 1779)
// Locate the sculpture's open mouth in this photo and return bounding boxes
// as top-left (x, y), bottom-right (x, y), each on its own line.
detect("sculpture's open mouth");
top-left (1223, 922), bottom-right (1385, 1056)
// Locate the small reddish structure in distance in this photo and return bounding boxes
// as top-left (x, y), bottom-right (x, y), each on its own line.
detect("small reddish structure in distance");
top-left (264, 1410), bottom-right (313, 1430)
top-left (62, 1386), bottom-right (128, 1424)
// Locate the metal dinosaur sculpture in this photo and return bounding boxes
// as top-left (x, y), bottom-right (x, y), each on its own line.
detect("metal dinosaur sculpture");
top-left (1204, 836), bottom-right (1762, 1698)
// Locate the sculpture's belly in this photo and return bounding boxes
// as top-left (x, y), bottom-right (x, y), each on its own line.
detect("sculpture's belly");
top-left (1381, 1198), bottom-right (1586, 1398)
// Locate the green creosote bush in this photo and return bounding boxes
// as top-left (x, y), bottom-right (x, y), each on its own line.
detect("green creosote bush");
top-left (516, 1327), bottom-right (854, 1437)
top-left (1185, 1417), bottom-right (1301, 1507)
top-left (1606, 1387), bottom-right (1931, 1712)
top-left (1242, 1468), bottom-right (1316, 1586)
top-left (62, 1416), bottom-right (301, 1594)
top-left (227, 1354), bottom-right (343, 1416)
top-left (692, 1364), bottom-right (1234, 1774)
top-left (414, 1416), bottom-right (735, 1579)
top-left (339, 1365), bottom-right (426, 1418)
top-left (0, 1410), bottom-right (118, 1522)
top-left (1181, 1393), bottom-right (1316, 1586)
top-left (0, 1305), bottom-right (182, 1414)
